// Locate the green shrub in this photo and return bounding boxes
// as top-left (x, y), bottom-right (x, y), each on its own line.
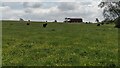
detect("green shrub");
top-left (115, 17), bottom-right (120, 28)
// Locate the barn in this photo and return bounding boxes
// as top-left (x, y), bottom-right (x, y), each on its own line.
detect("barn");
top-left (64, 18), bottom-right (83, 23)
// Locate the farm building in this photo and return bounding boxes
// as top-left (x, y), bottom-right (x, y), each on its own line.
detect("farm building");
top-left (64, 18), bottom-right (83, 23)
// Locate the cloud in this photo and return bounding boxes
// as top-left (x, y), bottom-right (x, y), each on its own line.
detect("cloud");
top-left (24, 8), bottom-right (33, 13)
top-left (1, 5), bottom-right (25, 20)
top-left (1, 1), bottom-right (104, 22)
top-left (2, 0), bottom-right (42, 2)
top-left (1, 0), bottom-right (76, 2)
top-left (57, 2), bottom-right (78, 11)
top-left (23, 2), bottom-right (42, 8)
top-left (32, 3), bottom-right (42, 8)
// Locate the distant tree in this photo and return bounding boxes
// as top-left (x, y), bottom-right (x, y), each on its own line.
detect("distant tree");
top-left (19, 18), bottom-right (24, 23)
top-left (95, 18), bottom-right (101, 26)
top-left (96, 18), bottom-right (99, 23)
top-left (98, 1), bottom-right (120, 28)
top-left (54, 20), bottom-right (57, 23)
top-left (114, 16), bottom-right (120, 28)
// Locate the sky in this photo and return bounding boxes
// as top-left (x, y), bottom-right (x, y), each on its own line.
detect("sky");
top-left (0, 0), bottom-right (105, 22)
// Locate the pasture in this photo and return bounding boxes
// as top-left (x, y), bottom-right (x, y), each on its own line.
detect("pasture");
top-left (2, 20), bottom-right (118, 66)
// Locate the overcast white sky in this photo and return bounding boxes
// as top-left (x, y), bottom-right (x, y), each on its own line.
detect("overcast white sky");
top-left (0, 0), bottom-right (105, 22)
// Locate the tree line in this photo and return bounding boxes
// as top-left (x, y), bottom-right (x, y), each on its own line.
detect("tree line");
top-left (98, 1), bottom-right (120, 28)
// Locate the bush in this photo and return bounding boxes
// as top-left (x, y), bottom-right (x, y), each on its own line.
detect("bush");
top-left (115, 17), bottom-right (120, 28)
top-left (54, 20), bottom-right (57, 23)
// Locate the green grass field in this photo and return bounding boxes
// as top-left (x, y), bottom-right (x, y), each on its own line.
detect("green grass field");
top-left (2, 20), bottom-right (118, 66)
